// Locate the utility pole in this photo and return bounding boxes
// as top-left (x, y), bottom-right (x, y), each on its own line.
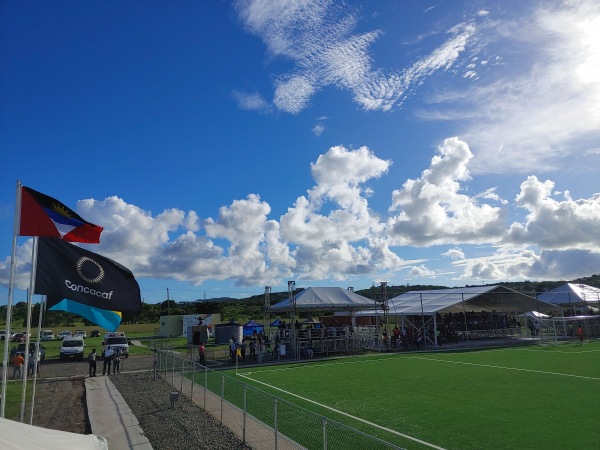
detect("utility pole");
top-left (167, 287), bottom-right (170, 316)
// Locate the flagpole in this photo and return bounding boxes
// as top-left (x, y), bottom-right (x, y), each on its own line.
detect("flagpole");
top-left (21, 236), bottom-right (39, 422)
top-left (1, 180), bottom-right (22, 418)
top-left (29, 296), bottom-right (45, 424)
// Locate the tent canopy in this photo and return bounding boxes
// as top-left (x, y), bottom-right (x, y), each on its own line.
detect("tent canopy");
top-left (302, 315), bottom-right (321, 324)
top-left (243, 320), bottom-right (263, 327)
top-left (270, 287), bottom-right (375, 311)
top-left (0, 417), bottom-right (107, 450)
top-left (537, 283), bottom-right (600, 305)
top-left (356, 285), bottom-right (562, 317)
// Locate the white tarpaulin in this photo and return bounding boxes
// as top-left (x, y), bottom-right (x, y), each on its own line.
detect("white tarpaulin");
top-left (270, 287), bottom-right (375, 311)
top-left (0, 417), bottom-right (107, 450)
top-left (356, 285), bottom-right (562, 317)
top-left (537, 283), bottom-right (600, 305)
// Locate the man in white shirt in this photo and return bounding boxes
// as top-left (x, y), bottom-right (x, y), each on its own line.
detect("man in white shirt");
top-left (102, 346), bottom-right (114, 375)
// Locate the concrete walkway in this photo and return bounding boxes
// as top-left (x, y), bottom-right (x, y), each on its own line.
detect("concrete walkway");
top-left (86, 376), bottom-right (153, 450)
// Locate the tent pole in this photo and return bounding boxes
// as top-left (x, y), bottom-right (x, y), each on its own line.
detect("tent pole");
top-left (461, 293), bottom-right (470, 347)
top-left (419, 293), bottom-right (425, 349)
top-left (434, 314), bottom-right (438, 347)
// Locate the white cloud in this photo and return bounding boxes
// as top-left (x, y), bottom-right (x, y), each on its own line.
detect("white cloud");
top-left (235, 0), bottom-right (483, 113)
top-left (232, 90), bottom-right (271, 112)
top-left (421, 0), bottom-right (600, 174)
top-left (3, 136), bottom-right (600, 291)
top-left (507, 175), bottom-right (600, 250)
top-left (408, 264), bottom-right (436, 278)
top-left (443, 248), bottom-right (465, 260)
top-left (387, 137), bottom-right (506, 246)
top-left (312, 124), bottom-right (325, 136)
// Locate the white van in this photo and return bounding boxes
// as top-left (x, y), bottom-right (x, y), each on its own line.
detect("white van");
top-left (60, 336), bottom-right (85, 361)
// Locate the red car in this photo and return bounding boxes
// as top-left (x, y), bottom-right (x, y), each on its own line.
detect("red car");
top-left (11, 333), bottom-right (25, 342)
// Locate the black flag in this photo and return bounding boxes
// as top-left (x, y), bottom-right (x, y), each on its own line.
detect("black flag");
top-left (35, 237), bottom-right (141, 313)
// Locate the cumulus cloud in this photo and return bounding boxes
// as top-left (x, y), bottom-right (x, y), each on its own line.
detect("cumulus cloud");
top-left (387, 137), bottom-right (506, 246)
top-left (279, 145), bottom-right (401, 280)
top-left (408, 264), bottom-right (436, 278)
top-left (3, 136), bottom-right (600, 291)
top-left (234, 0), bottom-right (483, 113)
top-left (507, 175), bottom-right (600, 249)
top-left (443, 248), bottom-right (465, 260)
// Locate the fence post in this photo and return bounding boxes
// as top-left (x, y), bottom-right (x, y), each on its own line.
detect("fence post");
top-left (220, 375), bottom-right (225, 423)
top-left (243, 383), bottom-right (247, 444)
top-left (191, 362), bottom-right (195, 399)
top-left (323, 417), bottom-right (328, 450)
top-left (180, 358), bottom-right (184, 392)
top-left (153, 349), bottom-right (157, 381)
top-left (172, 351), bottom-right (176, 386)
top-left (274, 398), bottom-right (278, 450)
top-left (204, 366), bottom-right (207, 410)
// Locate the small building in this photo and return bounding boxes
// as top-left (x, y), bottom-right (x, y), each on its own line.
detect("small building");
top-left (159, 314), bottom-right (221, 338)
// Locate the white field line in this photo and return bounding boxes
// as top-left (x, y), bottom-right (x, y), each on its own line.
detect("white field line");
top-left (410, 356), bottom-right (600, 381)
top-left (238, 372), bottom-right (447, 450)
top-left (241, 354), bottom-right (401, 376)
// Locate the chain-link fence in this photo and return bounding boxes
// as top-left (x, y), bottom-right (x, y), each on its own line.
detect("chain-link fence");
top-left (156, 348), bottom-right (403, 450)
top-left (1, 354), bottom-right (155, 381)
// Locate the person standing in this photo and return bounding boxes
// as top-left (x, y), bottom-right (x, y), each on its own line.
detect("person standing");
top-left (112, 347), bottom-right (121, 374)
top-left (249, 338), bottom-right (256, 361)
top-left (577, 324), bottom-right (584, 344)
top-left (27, 349), bottom-right (36, 376)
top-left (102, 346), bottom-right (114, 375)
top-left (88, 348), bottom-right (97, 377)
top-left (198, 342), bottom-right (206, 366)
top-left (11, 353), bottom-right (24, 379)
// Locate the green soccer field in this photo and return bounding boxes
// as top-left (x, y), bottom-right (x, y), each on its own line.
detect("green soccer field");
top-left (226, 340), bottom-right (600, 449)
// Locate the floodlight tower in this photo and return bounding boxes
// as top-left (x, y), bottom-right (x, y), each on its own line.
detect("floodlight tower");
top-left (381, 281), bottom-right (389, 336)
top-left (264, 286), bottom-right (271, 339)
top-left (288, 281), bottom-right (296, 330)
top-left (288, 281), bottom-right (296, 357)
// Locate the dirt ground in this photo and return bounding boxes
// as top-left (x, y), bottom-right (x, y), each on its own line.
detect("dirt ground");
top-left (28, 379), bottom-right (90, 434)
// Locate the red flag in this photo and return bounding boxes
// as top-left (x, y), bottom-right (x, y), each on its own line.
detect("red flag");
top-left (19, 186), bottom-right (103, 244)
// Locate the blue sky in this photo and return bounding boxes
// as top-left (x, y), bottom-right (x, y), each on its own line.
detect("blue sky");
top-left (1, 0), bottom-right (600, 305)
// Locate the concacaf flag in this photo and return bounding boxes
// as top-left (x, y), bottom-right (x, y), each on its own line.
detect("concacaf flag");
top-left (48, 300), bottom-right (123, 332)
top-left (35, 237), bottom-right (141, 314)
top-left (19, 186), bottom-right (103, 244)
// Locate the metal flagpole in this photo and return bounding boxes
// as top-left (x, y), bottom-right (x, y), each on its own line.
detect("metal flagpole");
top-left (29, 296), bottom-right (46, 424)
top-left (1, 180), bottom-right (23, 418)
top-left (21, 236), bottom-right (39, 422)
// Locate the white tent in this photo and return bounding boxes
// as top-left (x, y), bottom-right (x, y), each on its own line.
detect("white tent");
top-left (520, 311), bottom-right (551, 319)
top-left (270, 287), bottom-right (375, 311)
top-left (537, 283), bottom-right (600, 305)
top-left (356, 285), bottom-right (561, 317)
top-left (0, 418), bottom-right (107, 450)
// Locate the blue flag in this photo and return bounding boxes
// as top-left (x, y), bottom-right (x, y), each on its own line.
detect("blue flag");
top-left (49, 299), bottom-right (123, 332)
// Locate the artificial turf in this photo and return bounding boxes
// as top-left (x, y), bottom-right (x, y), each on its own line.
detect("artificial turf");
top-left (222, 340), bottom-right (600, 449)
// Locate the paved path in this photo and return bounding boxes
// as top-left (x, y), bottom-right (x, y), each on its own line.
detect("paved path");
top-left (86, 376), bottom-right (154, 450)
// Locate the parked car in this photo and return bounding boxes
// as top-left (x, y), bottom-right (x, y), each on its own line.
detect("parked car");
top-left (11, 333), bottom-right (25, 342)
top-left (60, 336), bottom-right (85, 360)
top-left (58, 330), bottom-right (72, 340)
top-left (16, 342), bottom-right (46, 362)
top-left (90, 330), bottom-right (100, 338)
top-left (75, 330), bottom-right (87, 339)
top-left (40, 330), bottom-right (55, 341)
top-left (0, 330), bottom-right (15, 341)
